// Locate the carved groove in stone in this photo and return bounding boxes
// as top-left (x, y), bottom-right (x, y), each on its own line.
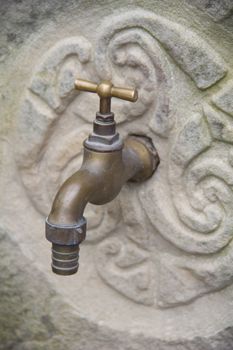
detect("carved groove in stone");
top-left (96, 238), bottom-right (154, 305)
top-left (95, 9), bottom-right (227, 89)
top-left (212, 80), bottom-right (233, 117)
top-left (95, 27), bottom-right (172, 136)
top-left (30, 37), bottom-right (92, 113)
top-left (188, 0), bottom-right (233, 22)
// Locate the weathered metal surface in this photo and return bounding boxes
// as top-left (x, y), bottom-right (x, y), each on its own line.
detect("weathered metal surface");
top-left (46, 79), bottom-right (159, 275)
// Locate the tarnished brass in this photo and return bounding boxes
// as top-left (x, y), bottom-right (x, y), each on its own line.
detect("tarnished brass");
top-left (46, 78), bottom-right (159, 276)
top-left (75, 79), bottom-right (137, 113)
top-left (48, 136), bottom-right (157, 226)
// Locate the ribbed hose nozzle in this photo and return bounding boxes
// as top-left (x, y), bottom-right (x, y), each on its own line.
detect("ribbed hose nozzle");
top-left (52, 243), bottom-right (79, 275)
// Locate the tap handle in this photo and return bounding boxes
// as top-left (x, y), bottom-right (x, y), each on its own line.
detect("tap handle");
top-left (74, 78), bottom-right (138, 114)
top-left (111, 85), bottom-right (138, 103)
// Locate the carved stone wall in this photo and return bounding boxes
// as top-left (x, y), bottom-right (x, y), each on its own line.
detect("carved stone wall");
top-left (1, 1), bottom-right (233, 349)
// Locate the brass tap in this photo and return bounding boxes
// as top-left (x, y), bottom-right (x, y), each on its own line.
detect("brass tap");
top-left (45, 78), bottom-right (159, 275)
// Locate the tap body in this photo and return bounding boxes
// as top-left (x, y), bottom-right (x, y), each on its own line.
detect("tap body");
top-left (48, 138), bottom-right (146, 226)
top-left (46, 135), bottom-right (158, 275)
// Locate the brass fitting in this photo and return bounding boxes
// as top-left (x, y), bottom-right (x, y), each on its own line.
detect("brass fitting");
top-left (74, 79), bottom-right (138, 114)
top-left (45, 78), bottom-right (159, 275)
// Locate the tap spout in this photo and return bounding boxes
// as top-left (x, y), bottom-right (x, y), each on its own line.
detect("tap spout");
top-left (45, 135), bottom-right (159, 275)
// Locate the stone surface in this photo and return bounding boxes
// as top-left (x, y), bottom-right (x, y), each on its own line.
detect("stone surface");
top-left (1, 0), bottom-right (233, 349)
top-left (188, 0), bottom-right (233, 21)
top-left (212, 80), bottom-right (233, 117)
top-left (1, 229), bottom-right (233, 350)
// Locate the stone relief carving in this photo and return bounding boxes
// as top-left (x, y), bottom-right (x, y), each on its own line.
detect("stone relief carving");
top-left (96, 237), bottom-right (154, 305)
top-left (14, 9), bottom-right (233, 308)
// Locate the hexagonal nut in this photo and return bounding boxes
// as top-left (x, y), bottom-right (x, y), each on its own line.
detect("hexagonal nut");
top-left (45, 217), bottom-right (86, 245)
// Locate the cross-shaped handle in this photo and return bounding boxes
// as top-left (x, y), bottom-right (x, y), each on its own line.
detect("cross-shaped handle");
top-left (74, 79), bottom-right (138, 114)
